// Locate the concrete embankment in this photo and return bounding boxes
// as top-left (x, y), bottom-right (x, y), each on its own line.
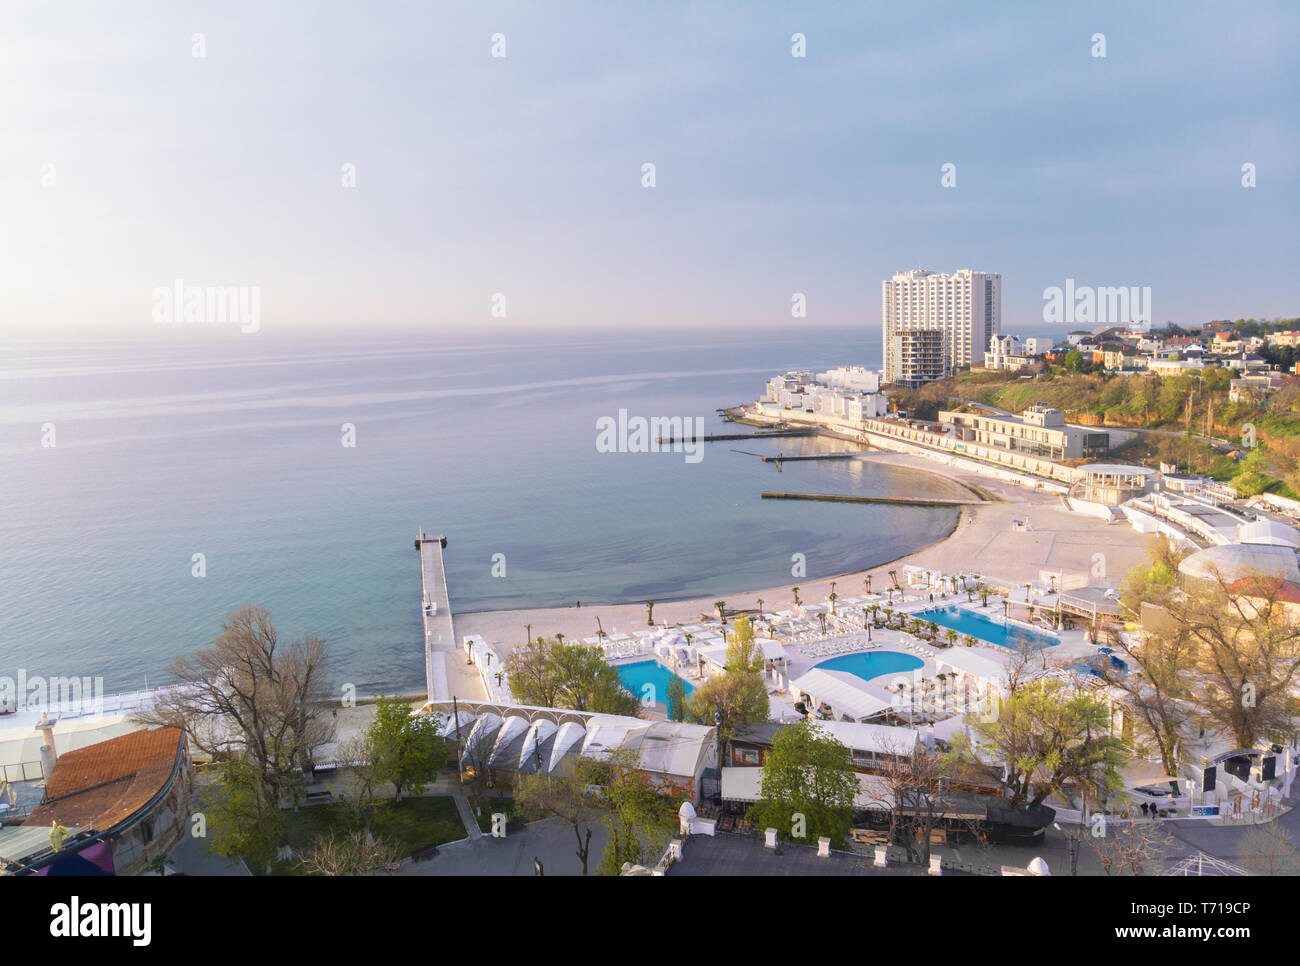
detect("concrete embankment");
top-left (761, 491), bottom-right (988, 507)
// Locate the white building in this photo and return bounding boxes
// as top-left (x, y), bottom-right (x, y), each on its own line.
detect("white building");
top-left (985, 335), bottom-right (1056, 371)
top-left (882, 268), bottom-right (1001, 385)
top-left (816, 366), bottom-right (881, 394)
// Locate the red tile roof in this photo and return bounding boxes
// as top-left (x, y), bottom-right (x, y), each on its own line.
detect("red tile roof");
top-left (26, 727), bottom-right (184, 831)
top-left (1228, 576), bottom-right (1300, 604)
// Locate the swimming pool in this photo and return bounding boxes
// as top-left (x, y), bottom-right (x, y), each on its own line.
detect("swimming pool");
top-left (814, 650), bottom-right (924, 683)
top-left (915, 606), bottom-right (1058, 650)
top-left (617, 660), bottom-right (695, 705)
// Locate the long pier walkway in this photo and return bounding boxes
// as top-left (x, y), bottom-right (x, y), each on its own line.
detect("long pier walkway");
top-left (415, 530), bottom-right (456, 701)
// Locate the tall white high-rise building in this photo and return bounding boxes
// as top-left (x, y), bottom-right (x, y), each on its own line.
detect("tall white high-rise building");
top-left (881, 269), bottom-right (1001, 386)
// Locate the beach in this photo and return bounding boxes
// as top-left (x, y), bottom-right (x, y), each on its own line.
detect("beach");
top-left (456, 451), bottom-right (1159, 660)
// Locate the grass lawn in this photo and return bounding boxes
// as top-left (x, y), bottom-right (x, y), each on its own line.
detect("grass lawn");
top-left (273, 796), bottom-right (468, 874)
top-left (467, 794), bottom-right (541, 833)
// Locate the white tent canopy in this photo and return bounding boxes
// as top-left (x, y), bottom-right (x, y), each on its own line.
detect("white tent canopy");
top-left (789, 668), bottom-right (894, 721)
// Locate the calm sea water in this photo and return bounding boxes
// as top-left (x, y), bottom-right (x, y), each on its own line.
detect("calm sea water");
top-left (0, 324), bottom-right (1032, 694)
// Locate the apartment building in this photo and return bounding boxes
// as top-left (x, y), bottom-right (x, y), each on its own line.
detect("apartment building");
top-left (881, 268), bottom-right (1001, 385)
top-left (888, 329), bottom-right (949, 388)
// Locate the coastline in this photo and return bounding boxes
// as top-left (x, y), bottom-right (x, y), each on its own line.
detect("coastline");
top-left (454, 450), bottom-right (1157, 658)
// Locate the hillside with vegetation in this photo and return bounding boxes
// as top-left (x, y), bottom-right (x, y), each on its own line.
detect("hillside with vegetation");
top-left (888, 359), bottom-right (1300, 500)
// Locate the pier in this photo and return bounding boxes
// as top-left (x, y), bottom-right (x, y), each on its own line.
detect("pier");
top-left (414, 530), bottom-right (456, 701)
top-left (760, 453), bottom-right (863, 463)
top-left (654, 428), bottom-right (817, 444)
top-left (760, 491), bottom-right (986, 507)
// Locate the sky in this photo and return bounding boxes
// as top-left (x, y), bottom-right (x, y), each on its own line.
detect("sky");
top-left (1, 0), bottom-right (1297, 335)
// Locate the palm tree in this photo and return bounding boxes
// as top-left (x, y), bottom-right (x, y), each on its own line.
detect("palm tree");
top-left (966, 587), bottom-right (975, 603)
top-left (645, 600), bottom-right (655, 626)
top-left (791, 586), bottom-right (801, 607)
top-left (596, 616), bottom-right (607, 642)
top-left (817, 613), bottom-right (828, 636)
top-left (980, 589), bottom-right (990, 608)
top-left (864, 575), bottom-right (873, 595)
top-left (556, 632), bottom-right (565, 645)
top-left (756, 597), bottom-right (764, 620)
top-left (715, 600), bottom-right (727, 624)
top-left (869, 604), bottom-right (880, 625)
top-left (945, 629), bottom-right (958, 647)
top-left (828, 591), bottom-right (838, 615)
top-left (928, 621), bottom-right (939, 640)
top-left (963, 635), bottom-right (978, 648)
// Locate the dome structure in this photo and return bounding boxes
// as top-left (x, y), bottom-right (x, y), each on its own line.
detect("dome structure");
top-left (1178, 543), bottom-right (1300, 587)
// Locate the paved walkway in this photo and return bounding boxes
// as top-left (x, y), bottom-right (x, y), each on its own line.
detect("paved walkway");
top-left (449, 787), bottom-right (482, 840)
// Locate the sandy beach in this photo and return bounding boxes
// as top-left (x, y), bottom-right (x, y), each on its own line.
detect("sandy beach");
top-left (456, 451), bottom-right (1159, 659)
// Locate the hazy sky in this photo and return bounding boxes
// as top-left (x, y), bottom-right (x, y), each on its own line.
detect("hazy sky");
top-left (1, 0), bottom-right (1296, 335)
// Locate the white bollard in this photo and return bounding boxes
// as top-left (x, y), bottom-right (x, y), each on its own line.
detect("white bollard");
top-left (764, 827), bottom-right (778, 848)
top-left (873, 845), bottom-right (888, 868)
top-left (928, 854), bottom-right (943, 875)
top-left (817, 836), bottom-right (831, 857)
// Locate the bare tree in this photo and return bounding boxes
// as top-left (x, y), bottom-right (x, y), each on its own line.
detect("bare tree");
top-left (1088, 816), bottom-right (1171, 876)
top-left (1239, 820), bottom-right (1300, 876)
top-left (876, 737), bottom-right (947, 865)
top-left (296, 829), bottom-right (401, 876)
top-left (137, 604), bottom-right (334, 805)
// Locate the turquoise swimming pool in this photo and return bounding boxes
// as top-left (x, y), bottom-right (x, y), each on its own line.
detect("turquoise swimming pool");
top-left (915, 606), bottom-right (1058, 650)
top-left (617, 660), bottom-right (695, 705)
top-left (814, 650), bottom-right (924, 682)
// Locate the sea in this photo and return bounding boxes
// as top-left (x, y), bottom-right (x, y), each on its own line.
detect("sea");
top-left (0, 323), bottom-right (1062, 694)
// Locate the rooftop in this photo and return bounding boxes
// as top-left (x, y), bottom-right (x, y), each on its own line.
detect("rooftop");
top-left (25, 726), bottom-right (184, 831)
top-left (665, 832), bottom-right (937, 877)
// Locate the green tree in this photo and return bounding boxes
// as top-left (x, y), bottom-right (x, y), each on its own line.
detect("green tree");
top-left (687, 615), bottom-right (769, 763)
top-left (596, 749), bottom-right (682, 875)
top-left (946, 677), bottom-right (1126, 808)
top-left (665, 674), bottom-right (689, 723)
top-left (746, 720), bottom-right (857, 850)
top-left (366, 697), bottom-right (448, 800)
top-left (505, 637), bottom-right (640, 716)
top-left (206, 756), bottom-right (286, 870)
top-left (549, 643), bottom-right (641, 715)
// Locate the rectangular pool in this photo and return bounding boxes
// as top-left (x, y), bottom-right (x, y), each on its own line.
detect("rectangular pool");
top-left (915, 606), bottom-right (1058, 651)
